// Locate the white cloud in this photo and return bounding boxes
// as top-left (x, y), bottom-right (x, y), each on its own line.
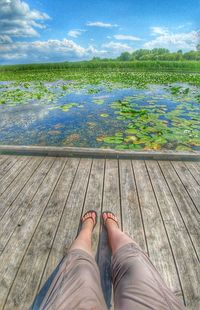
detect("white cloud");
top-left (0, 34), bottom-right (13, 43)
top-left (144, 28), bottom-right (199, 50)
top-left (0, 39), bottom-right (107, 63)
top-left (103, 41), bottom-right (134, 53)
top-left (177, 22), bottom-right (193, 30)
top-left (87, 45), bottom-right (107, 55)
top-left (86, 21), bottom-right (118, 28)
top-left (151, 27), bottom-right (169, 36)
top-left (0, 0), bottom-right (50, 41)
top-left (68, 29), bottom-right (84, 38)
top-left (114, 34), bottom-right (141, 41)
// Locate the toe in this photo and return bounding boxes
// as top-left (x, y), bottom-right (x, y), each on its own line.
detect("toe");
top-left (82, 211), bottom-right (96, 228)
top-left (91, 212), bottom-right (96, 221)
top-left (103, 213), bottom-right (107, 220)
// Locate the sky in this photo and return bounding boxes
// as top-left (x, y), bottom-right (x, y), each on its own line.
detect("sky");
top-left (0, 0), bottom-right (199, 64)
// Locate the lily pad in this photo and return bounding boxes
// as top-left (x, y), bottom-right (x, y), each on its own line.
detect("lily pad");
top-left (125, 128), bottom-right (138, 134)
top-left (100, 113), bottom-right (109, 117)
top-left (93, 99), bottom-right (104, 105)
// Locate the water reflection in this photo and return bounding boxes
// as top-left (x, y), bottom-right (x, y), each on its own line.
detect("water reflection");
top-left (0, 83), bottom-right (199, 150)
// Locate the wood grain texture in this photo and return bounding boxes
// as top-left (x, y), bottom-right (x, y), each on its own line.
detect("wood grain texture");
top-left (0, 155), bottom-right (8, 166)
top-left (39, 158), bottom-right (91, 290)
top-left (0, 156), bottom-right (43, 221)
top-left (0, 156), bottom-right (18, 179)
top-left (1, 144), bottom-right (200, 161)
top-left (0, 157), bottom-right (54, 253)
top-left (171, 161), bottom-right (200, 212)
top-left (132, 160), bottom-right (181, 294)
top-left (184, 161), bottom-right (200, 185)
top-left (0, 156), bottom-right (31, 195)
top-left (5, 158), bottom-right (81, 309)
top-left (146, 160), bottom-right (200, 308)
top-left (0, 158), bottom-right (66, 309)
top-left (0, 155), bottom-right (199, 310)
top-left (82, 159), bottom-right (105, 254)
top-left (158, 161), bottom-right (200, 258)
top-left (119, 159), bottom-right (147, 251)
top-left (102, 159), bottom-right (121, 223)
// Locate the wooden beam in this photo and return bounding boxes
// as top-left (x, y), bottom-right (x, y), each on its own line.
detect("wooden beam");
top-left (0, 145), bottom-right (199, 161)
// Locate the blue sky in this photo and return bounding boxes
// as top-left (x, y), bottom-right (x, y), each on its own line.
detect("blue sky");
top-left (0, 0), bottom-right (199, 64)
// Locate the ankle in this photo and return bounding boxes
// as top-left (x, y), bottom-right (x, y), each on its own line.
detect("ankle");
top-left (79, 226), bottom-right (93, 236)
top-left (103, 212), bottom-right (119, 231)
top-left (107, 223), bottom-right (119, 232)
top-left (105, 219), bottom-right (120, 232)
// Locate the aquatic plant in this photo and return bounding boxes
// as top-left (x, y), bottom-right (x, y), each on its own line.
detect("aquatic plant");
top-left (0, 65), bottom-right (199, 151)
top-left (49, 103), bottom-right (78, 112)
top-left (93, 99), bottom-right (104, 105)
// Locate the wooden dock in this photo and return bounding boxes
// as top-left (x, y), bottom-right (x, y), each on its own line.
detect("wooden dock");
top-left (0, 154), bottom-right (199, 309)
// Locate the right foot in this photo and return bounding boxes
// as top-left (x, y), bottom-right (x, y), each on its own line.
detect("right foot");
top-left (102, 212), bottom-right (119, 230)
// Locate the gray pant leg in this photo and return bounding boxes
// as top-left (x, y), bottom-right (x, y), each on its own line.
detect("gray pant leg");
top-left (111, 243), bottom-right (185, 310)
top-left (41, 249), bottom-right (107, 310)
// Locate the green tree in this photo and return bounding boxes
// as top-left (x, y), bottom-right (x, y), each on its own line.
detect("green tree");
top-left (152, 48), bottom-right (170, 55)
top-left (118, 52), bottom-right (131, 61)
top-left (92, 57), bottom-right (101, 61)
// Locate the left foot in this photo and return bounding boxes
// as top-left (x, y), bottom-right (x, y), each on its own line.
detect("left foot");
top-left (102, 211), bottom-right (119, 230)
top-left (81, 210), bottom-right (97, 231)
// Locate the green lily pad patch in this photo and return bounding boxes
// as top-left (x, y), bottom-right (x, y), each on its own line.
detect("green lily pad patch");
top-left (93, 99), bottom-right (105, 105)
top-left (125, 128), bottom-right (138, 134)
top-left (49, 103), bottom-right (78, 112)
top-left (0, 77), bottom-right (200, 151)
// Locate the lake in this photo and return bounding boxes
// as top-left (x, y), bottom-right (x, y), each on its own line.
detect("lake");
top-left (0, 80), bottom-right (199, 151)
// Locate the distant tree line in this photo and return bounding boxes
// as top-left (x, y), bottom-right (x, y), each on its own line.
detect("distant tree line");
top-left (92, 46), bottom-right (200, 61)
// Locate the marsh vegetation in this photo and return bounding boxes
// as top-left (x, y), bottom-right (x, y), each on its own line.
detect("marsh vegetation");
top-left (0, 62), bottom-right (200, 151)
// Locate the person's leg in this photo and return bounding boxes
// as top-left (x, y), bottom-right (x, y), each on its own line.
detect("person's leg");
top-left (102, 212), bottom-right (134, 255)
top-left (103, 212), bottom-right (185, 310)
top-left (69, 211), bottom-right (95, 255)
top-left (37, 211), bottom-right (107, 310)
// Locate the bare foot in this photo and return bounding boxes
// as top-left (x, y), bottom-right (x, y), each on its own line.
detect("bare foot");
top-left (81, 211), bottom-right (97, 231)
top-left (102, 212), bottom-right (119, 231)
top-left (68, 211), bottom-right (97, 255)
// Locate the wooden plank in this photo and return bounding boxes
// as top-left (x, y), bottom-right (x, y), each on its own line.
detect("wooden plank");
top-left (132, 160), bottom-right (181, 295)
top-left (0, 144), bottom-right (200, 161)
top-left (184, 161), bottom-right (200, 186)
top-left (5, 158), bottom-right (80, 309)
top-left (0, 155), bottom-right (8, 166)
top-left (0, 156), bottom-right (31, 196)
top-left (98, 159), bottom-right (121, 309)
top-left (82, 159), bottom-right (105, 254)
top-left (0, 157), bottom-right (66, 308)
top-left (158, 161), bottom-right (200, 258)
top-left (146, 160), bottom-right (200, 308)
top-left (0, 156), bottom-right (19, 179)
top-left (102, 159), bottom-right (121, 223)
top-left (119, 159), bottom-right (147, 251)
top-left (171, 161), bottom-right (200, 213)
top-left (0, 156), bottom-right (43, 221)
top-left (38, 158), bottom-right (92, 291)
top-left (0, 155), bottom-right (10, 171)
top-left (0, 157), bottom-right (55, 253)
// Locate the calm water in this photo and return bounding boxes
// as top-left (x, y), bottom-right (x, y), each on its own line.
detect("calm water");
top-left (0, 82), bottom-right (199, 151)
